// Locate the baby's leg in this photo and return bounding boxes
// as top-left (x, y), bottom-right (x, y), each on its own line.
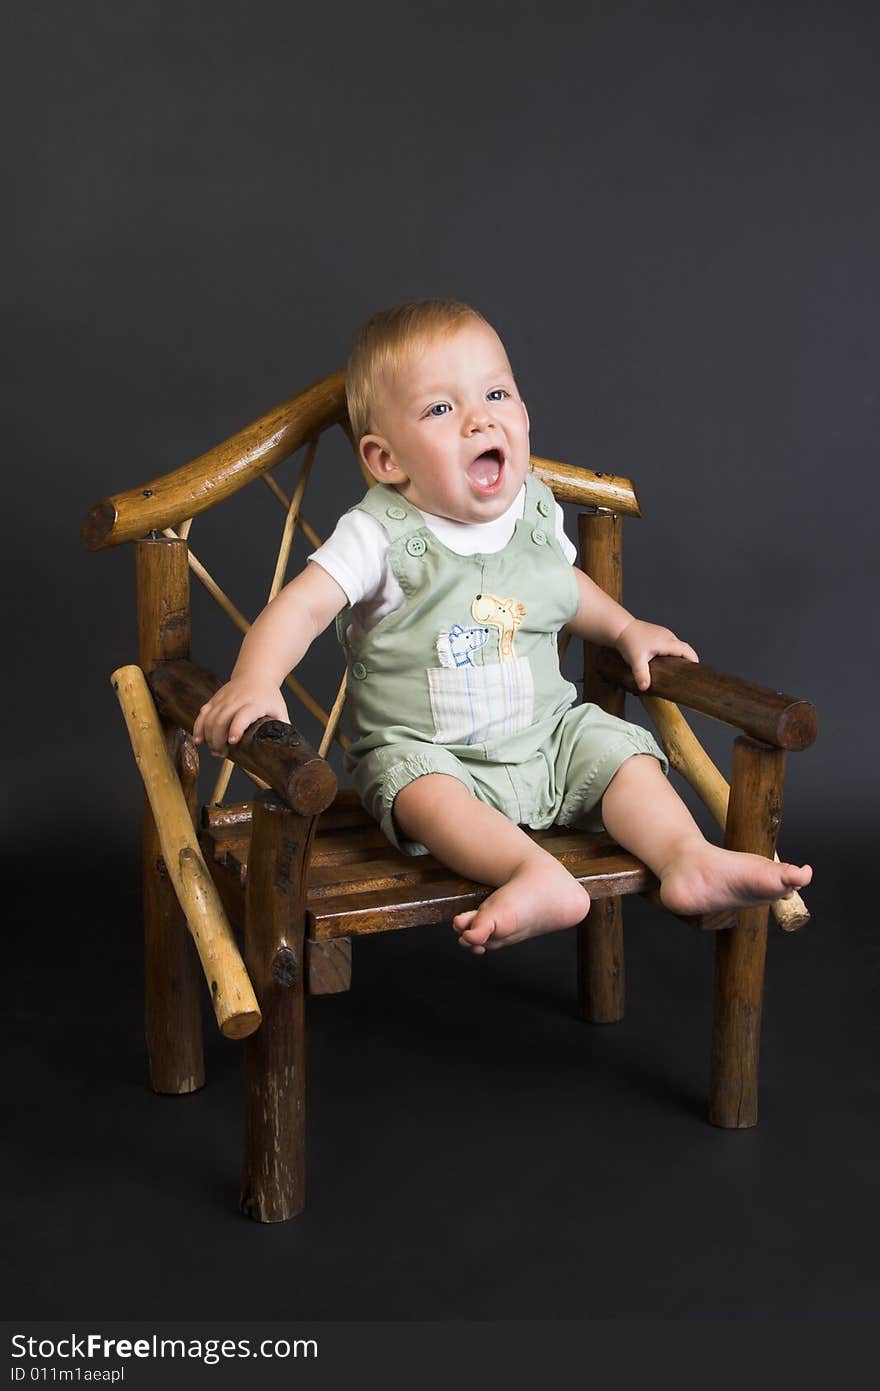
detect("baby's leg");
top-left (393, 774), bottom-right (590, 953)
top-left (601, 755), bottom-right (812, 915)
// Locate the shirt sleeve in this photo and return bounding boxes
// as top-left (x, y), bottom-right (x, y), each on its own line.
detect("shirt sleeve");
top-left (553, 501), bottom-right (577, 564)
top-left (307, 509), bottom-right (389, 605)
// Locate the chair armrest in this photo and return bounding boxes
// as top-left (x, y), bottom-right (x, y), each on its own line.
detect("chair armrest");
top-left (147, 658), bottom-right (337, 815)
top-left (595, 650), bottom-right (817, 751)
top-left (81, 370), bottom-right (348, 551)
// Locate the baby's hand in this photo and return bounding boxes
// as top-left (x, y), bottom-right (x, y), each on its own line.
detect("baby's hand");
top-left (615, 620), bottom-right (698, 692)
top-left (192, 677), bottom-right (290, 756)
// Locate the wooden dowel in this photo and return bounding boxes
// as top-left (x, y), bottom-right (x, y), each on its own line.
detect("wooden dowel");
top-left (531, 459), bottom-right (641, 515)
top-left (640, 693), bottom-right (729, 824)
top-left (641, 693), bottom-right (809, 931)
top-left (269, 437), bottom-right (317, 599)
top-left (297, 514), bottom-right (322, 552)
top-left (112, 663), bottom-right (262, 1040)
top-left (263, 472), bottom-right (324, 551)
top-left (210, 758), bottom-right (236, 807)
top-left (81, 377), bottom-right (635, 550)
top-left (596, 649), bottom-right (817, 751)
top-left (209, 754), bottom-right (270, 807)
top-left (318, 671), bottom-right (348, 759)
top-left (163, 526), bottom-right (252, 628)
top-left (262, 470), bottom-right (291, 512)
top-left (82, 370), bottom-right (348, 549)
top-left (80, 362), bottom-right (642, 549)
top-left (709, 736), bottom-right (786, 1128)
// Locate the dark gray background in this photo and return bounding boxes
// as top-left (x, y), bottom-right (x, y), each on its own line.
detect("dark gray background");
top-left (5, 0), bottom-right (879, 1328)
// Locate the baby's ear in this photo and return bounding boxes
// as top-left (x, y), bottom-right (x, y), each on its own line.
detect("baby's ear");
top-left (360, 435), bottom-right (408, 486)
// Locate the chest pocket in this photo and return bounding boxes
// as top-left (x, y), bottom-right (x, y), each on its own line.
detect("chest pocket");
top-left (427, 656), bottom-right (535, 746)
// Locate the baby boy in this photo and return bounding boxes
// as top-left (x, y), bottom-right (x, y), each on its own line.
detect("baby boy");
top-left (193, 299), bottom-right (812, 953)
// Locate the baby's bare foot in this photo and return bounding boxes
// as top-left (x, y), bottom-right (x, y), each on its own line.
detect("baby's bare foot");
top-left (660, 841), bottom-right (812, 918)
top-left (452, 859), bottom-right (590, 955)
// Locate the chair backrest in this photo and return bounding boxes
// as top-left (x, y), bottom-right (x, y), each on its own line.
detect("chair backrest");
top-left (83, 371), bottom-right (640, 810)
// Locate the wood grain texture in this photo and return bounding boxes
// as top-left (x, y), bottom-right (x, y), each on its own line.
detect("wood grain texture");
top-left (141, 729), bottom-right (206, 1094)
top-left (307, 854), bottom-right (654, 939)
top-left (113, 664), bottom-right (261, 1040)
top-left (709, 736), bottom-right (786, 1128)
top-left (530, 457), bottom-right (640, 514)
top-left (201, 837), bottom-right (246, 930)
top-left (577, 510), bottom-right (626, 1022)
top-left (306, 938), bottom-right (352, 995)
top-left (81, 361), bottom-right (639, 549)
top-left (136, 536), bottom-right (191, 674)
top-left (241, 795), bottom-right (316, 1222)
top-left (597, 649), bottom-right (817, 751)
top-left (149, 658), bottom-right (337, 815)
top-left (135, 537), bottom-right (204, 1093)
top-left (579, 511), bottom-right (626, 720)
top-left (577, 897), bottom-right (624, 1023)
top-left (82, 371), bottom-right (348, 549)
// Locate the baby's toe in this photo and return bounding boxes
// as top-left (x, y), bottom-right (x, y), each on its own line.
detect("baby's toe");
top-left (452, 910), bottom-right (478, 936)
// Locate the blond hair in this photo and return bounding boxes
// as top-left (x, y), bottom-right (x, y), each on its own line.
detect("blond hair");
top-left (345, 299), bottom-right (490, 443)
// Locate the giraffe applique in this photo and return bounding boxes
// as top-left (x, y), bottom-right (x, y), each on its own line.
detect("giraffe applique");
top-left (471, 593), bottom-right (526, 663)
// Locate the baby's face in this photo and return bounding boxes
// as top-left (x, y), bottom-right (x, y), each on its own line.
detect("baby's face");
top-left (360, 319), bottom-right (531, 524)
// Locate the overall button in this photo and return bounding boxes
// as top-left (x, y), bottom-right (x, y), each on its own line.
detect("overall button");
top-left (531, 528), bottom-right (547, 545)
top-left (406, 536), bottom-right (427, 557)
top-left (537, 498), bottom-right (551, 517)
top-left (351, 661), bottom-right (367, 680)
top-left (386, 505), bottom-right (407, 520)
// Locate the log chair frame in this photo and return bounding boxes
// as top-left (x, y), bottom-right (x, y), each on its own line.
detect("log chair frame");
top-left (84, 371), bottom-right (817, 1220)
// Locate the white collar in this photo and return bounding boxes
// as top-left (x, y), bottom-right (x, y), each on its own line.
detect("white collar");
top-left (411, 485), bottom-right (526, 556)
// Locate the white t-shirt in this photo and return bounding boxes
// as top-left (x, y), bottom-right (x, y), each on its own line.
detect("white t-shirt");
top-left (308, 485), bottom-right (577, 639)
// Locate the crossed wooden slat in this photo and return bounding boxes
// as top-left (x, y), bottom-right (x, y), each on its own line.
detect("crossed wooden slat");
top-left (161, 434), bottom-right (351, 806)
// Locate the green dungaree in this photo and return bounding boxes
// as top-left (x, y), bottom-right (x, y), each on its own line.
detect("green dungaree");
top-left (337, 475), bottom-right (667, 855)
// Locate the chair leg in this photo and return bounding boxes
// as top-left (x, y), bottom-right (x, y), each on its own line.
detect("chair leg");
top-left (577, 511), bottom-right (628, 1024)
top-left (240, 794), bottom-right (314, 1222)
top-left (136, 535), bottom-right (203, 1094)
top-left (577, 897), bottom-right (624, 1022)
top-left (709, 736), bottom-right (786, 1128)
top-left (142, 728), bottom-right (205, 1095)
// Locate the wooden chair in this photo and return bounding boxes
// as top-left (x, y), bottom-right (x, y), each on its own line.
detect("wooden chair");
top-left (82, 370), bottom-right (817, 1222)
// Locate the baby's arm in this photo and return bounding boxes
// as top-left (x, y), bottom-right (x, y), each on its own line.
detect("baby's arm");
top-left (192, 561), bottom-right (348, 754)
top-left (565, 567), bottom-right (698, 691)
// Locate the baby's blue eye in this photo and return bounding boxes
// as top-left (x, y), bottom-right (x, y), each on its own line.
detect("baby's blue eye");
top-left (428, 403), bottom-right (451, 416)
top-left (487, 389), bottom-right (508, 401)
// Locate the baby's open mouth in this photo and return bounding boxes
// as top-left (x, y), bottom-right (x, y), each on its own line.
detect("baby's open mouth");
top-left (467, 448), bottom-right (504, 491)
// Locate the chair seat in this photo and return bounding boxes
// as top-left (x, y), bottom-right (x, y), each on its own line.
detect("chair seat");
top-left (200, 791), bottom-right (658, 941)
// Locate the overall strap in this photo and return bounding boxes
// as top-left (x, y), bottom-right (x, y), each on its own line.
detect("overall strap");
top-left (522, 471), bottom-right (557, 528)
top-left (352, 483), bottom-right (427, 541)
